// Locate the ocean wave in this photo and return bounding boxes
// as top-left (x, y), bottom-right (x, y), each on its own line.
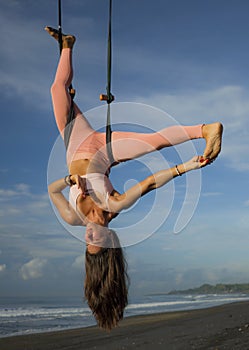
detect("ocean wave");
top-left (1, 294), bottom-right (249, 338)
top-left (127, 295), bottom-right (249, 311)
top-left (0, 306), bottom-right (91, 319)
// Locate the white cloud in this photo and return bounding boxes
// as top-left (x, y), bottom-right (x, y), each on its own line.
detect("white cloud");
top-left (15, 183), bottom-right (31, 193)
top-left (0, 264), bottom-right (6, 272)
top-left (0, 207), bottom-right (22, 217)
top-left (135, 85), bottom-right (249, 122)
top-left (20, 258), bottom-right (47, 280)
top-left (28, 236), bottom-right (84, 260)
top-left (202, 192), bottom-right (223, 197)
top-left (0, 184), bottom-right (51, 221)
top-left (129, 259), bottom-right (249, 294)
top-left (174, 264), bottom-right (249, 289)
top-left (72, 255), bottom-right (85, 269)
top-left (0, 183), bottom-right (31, 201)
top-left (131, 85), bottom-right (249, 172)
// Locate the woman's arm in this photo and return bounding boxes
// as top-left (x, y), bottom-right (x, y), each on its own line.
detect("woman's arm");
top-left (109, 156), bottom-right (208, 213)
top-left (48, 176), bottom-right (85, 226)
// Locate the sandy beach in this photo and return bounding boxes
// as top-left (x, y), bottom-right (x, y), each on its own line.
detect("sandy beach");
top-left (1, 301), bottom-right (249, 350)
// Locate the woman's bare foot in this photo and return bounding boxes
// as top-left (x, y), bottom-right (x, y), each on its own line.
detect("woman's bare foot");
top-left (202, 122), bottom-right (223, 160)
top-left (45, 26), bottom-right (76, 48)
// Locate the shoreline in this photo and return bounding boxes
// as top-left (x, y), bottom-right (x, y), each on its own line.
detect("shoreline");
top-left (1, 301), bottom-right (249, 349)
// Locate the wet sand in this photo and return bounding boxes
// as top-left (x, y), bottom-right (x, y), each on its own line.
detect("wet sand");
top-left (1, 301), bottom-right (249, 350)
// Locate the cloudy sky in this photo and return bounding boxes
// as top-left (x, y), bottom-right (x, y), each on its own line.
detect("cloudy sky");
top-left (0, 0), bottom-right (249, 300)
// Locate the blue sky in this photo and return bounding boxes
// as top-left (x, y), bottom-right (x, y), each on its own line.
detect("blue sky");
top-left (0, 0), bottom-right (249, 299)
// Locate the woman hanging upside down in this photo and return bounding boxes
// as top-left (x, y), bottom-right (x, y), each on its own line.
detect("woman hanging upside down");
top-left (46, 27), bottom-right (223, 330)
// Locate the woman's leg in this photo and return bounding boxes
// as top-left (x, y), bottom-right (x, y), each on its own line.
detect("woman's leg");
top-left (46, 28), bottom-right (91, 137)
top-left (112, 124), bottom-right (203, 162)
top-left (50, 48), bottom-right (71, 133)
top-left (50, 47), bottom-right (83, 135)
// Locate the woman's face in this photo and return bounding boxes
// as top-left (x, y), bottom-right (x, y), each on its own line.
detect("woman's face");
top-left (85, 223), bottom-right (110, 252)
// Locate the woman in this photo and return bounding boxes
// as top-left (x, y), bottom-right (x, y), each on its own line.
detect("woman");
top-left (46, 27), bottom-right (223, 330)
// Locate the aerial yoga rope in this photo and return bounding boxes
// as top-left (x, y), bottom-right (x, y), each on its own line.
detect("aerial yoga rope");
top-left (100, 0), bottom-right (115, 165)
top-left (58, 0), bottom-right (115, 164)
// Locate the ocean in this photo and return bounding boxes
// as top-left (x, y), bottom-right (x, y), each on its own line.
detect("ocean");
top-left (1, 293), bottom-right (249, 338)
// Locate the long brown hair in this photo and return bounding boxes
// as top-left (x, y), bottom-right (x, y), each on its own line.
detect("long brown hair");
top-left (84, 230), bottom-right (129, 331)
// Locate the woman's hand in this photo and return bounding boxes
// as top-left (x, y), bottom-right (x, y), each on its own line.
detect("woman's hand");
top-left (184, 156), bottom-right (210, 172)
top-left (70, 175), bottom-right (87, 198)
